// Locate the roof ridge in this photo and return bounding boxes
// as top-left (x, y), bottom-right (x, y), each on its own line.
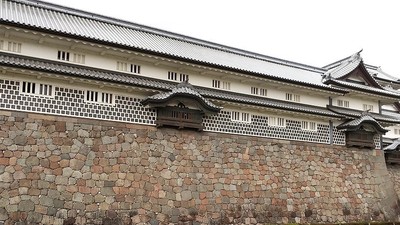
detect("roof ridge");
top-left (10, 0), bottom-right (324, 73)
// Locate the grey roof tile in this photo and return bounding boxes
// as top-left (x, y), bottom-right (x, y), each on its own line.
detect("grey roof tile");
top-left (142, 81), bottom-right (222, 112)
top-left (324, 51), bottom-right (362, 79)
top-left (337, 111), bottom-right (388, 133)
top-left (328, 106), bottom-right (400, 123)
top-left (0, 52), bottom-right (341, 118)
top-left (198, 87), bottom-right (341, 117)
top-left (326, 79), bottom-right (400, 98)
top-left (0, 0), bottom-right (337, 89)
top-left (384, 139), bottom-right (400, 151)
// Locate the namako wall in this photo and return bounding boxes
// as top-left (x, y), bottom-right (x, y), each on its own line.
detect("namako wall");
top-left (0, 110), bottom-right (399, 225)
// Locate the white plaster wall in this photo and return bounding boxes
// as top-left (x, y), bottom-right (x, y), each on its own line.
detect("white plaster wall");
top-left (385, 125), bottom-right (400, 139)
top-left (332, 96), bottom-right (379, 112)
top-left (4, 37), bottom-right (383, 113)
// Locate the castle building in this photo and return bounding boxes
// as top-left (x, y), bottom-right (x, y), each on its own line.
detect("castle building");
top-left (1, 0), bottom-right (400, 224)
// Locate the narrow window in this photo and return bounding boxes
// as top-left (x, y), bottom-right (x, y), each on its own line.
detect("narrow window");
top-left (117, 61), bottom-right (128, 71)
top-left (269, 116), bottom-right (286, 127)
top-left (301, 121), bottom-right (317, 131)
top-left (73, 53), bottom-right (86, 64)
top-left (86, 90), bottom-right (113, 105)
top-left (21, 81), bottom-right (52, 97)
top-left (179, 73), bottom-right (189, 82)
top-left (260, 88), bottom-right (267, 96)
top-left (286, 93), bottom-right (293, 101)
top-left (277, 118), bottom-right (286, 127)
top-left (251, 87), bottom-right (259, 95)
top-left (286, 93), bottom-right (300, 102)
top-left (168, 71), bottom-right (178, 81)
top-left (212, 80), bottom-right (221, 88)
top-left (7, 41), bottom-right (22, 53)
top-left (231, 111), bottom-right (251, 123)
top-left (241, 113), bottom-right (250, 122)
top-left (293, 94), bottom-right (300, 102)
top-left (231, 111), bottom-right (240, 121)
top-left (57, 50), bottom-right (70, 61)
top-left (130, 64), bottom-right (141, 74)
top-left (363, 104), bottom-right (373, 112)
top-left (222, 81), bottom-right (230, 90)
top-left (337, 99), bottom-right (349, 108)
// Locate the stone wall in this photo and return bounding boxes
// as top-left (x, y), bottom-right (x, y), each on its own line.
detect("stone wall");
top-left (387, 164), bottom-right (400, 206)
top-left (0, 110), bottom-right (399, 225)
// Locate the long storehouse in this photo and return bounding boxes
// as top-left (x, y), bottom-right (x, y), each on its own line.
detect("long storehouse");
top-left (1, 0), bottom-right (400, 224)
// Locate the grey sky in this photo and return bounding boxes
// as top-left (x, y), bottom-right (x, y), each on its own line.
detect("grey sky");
top-left (43, 0), bottom-right (400, 77)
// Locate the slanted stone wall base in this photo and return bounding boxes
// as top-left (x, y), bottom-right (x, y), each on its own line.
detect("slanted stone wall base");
top-left (0, 110), bottom-right (399, 225)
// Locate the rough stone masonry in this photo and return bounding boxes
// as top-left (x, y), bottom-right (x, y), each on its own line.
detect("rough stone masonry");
top-left (0, 110), bottom-right (399, 225)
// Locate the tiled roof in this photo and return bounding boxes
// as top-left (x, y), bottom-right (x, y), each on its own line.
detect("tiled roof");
top-left (321, 51), bottom-right (400, 98)
top-left (327, 106), bottom-right (400, 124)
top-left (142, 81), bottom-right (222, 113)
top-left (383, 139), bottom-right (400, 151)
top-left (199, 88), bottom-right (341, 117)
top-left (323, 51), bottom-right (362, 79)
top-left (336, 111), bottom-right (389, 133)
top-left (0, 52), bottom-right (341, 118)
top-left (0, 52), bottom-right (174, 90)
top-left (0, 0), bottom-right (341, 90)
top-left (325, 79), bottom-right (400, 98)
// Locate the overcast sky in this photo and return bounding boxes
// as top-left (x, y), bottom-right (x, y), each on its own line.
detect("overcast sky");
top-left (43, 0), bottom-right (400, 76)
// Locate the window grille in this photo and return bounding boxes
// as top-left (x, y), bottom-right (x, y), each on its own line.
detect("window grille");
top-left (212, 80), bottom-right (221, 88)
top-left (168, 71), bottom-right (178, 81)
top-left (286, 93), bottom-right (300, 102)
top-left (72, 53), bottom-right (85, 64)
top-left (1, 79), bottom-right (156, 125)
top-left (86, 90), bottom-right (113, 105)
top-left (131, 64), bottom-right (141, 74)
top-left (269, 116), bottom-right (286, 127)
top-left (21, 81), bottom-right (52, 97)
top-left (179, 73), bottom-right (189, 82)
top-left (57, 50), bottom-right (70, 61)
top-left (222, 81), bottom-right (231, 90)
top-left (260, 88), bottom-right (267, 96)
top-left (7, 41), bottom-right (22, 53)
top-left (231, 111), bottom-right (251, 123)
top-left (251, 87), bottom-right (259, 95)
top-left (301, 121), bottom-right (317, 131)
top-left (337, 99), bottom-right (349, 108)
top-left (363, 104), bottom-right (373, 112)
top-left (117, 62), bottom-right (128, 71)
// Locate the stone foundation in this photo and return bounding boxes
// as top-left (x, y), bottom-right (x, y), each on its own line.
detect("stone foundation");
top-left (0, 110), bottom-right (399, 225)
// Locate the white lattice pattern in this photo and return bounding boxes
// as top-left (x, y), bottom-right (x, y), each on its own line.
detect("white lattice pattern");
top-left (0, 79), bottom-right (156, 125)
top-left (0, 78), bottom-right (377, 147)
top-left (203, 110), bottom-right (346, 145)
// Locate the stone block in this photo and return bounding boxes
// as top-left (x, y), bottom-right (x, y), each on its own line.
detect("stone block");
top-left (55, 121), bottom-right (66, 132)
top-left (18, 200), bottom-right (35, 212)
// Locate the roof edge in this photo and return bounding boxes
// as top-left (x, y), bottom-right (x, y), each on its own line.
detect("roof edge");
top-left (10, 0), bottom-right (325, 73)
